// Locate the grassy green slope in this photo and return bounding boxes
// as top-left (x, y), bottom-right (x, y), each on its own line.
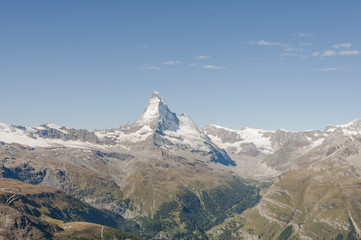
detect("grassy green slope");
top-left (139, 177), bottom-right (261, 239)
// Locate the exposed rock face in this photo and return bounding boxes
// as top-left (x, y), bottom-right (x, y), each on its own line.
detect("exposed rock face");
top-left (238, 142), bottom-right (260, 156)
top-left (34, 124), bottom-right (100, 144)
top-left (0, 205), bottom-right (59, 240)
top-left (270, 129), bottom-right (319, 149)
top-left (202, 125), bottom-right (243, 143)
top-left (0, 178), bottom-right (137, 239)
top-left (0, 163), bottom-right (18, 179)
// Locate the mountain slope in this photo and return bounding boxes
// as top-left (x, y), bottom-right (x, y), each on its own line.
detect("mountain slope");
top-left (95, 91), bottom-right (235, 166)
top-left (3, 92), bottom-right (361, 239)
top-left (203, 124), bottom-right (325, 179)
top-left (0, 92), bottom-right (257, 239)
top-left (208, 120), bottom-right (361, 239)
top-left (0, 178), bottom-right (140, 239)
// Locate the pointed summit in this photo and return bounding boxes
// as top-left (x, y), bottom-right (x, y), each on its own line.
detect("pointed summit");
top-left (150, 91), bottom-right (167, 105)
top-left (130, 92), bottom-right (235, 166)
top-left (134, 91), bottom-right (179, 131)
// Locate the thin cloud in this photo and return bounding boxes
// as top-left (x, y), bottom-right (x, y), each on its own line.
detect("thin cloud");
top-left (283, 48), bottom-right (304, 52)
top-left (314, 67), bottom-right (350, 72)
top-left (280, 53), bottom-right (297, 56)
top-left (312, 52), bottom-right (320, 57)
top-left (339, 50), bottom-right (360, 56)
top-left (321, 50), bottom-right (337, 57)
top-left (248, 40), bottom-right (287, 47)
top-left (163, 60), bottom-right (181, 65)
top-left (203, 65), bottom-right (225, 69)
top-left (145, 65), bottom-right (160, 70)
top-left (332, 43), bottom-right (351, 49)
top-left (196, 56), bottom-right (210, 60)
top-left (312, 49), bottom-right (360, 57)
top-left (188, 63), bottom-right (197, 67)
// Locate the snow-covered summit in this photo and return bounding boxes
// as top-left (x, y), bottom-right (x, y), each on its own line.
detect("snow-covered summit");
top-left (203, 124), bottom-right (275, 154)
top-left (94, 91), bottom-right (235, 166)
top-left (0, 122), bottom-right (98, 148)
top-left (133, 91), bottom-right (179, 132)
top-left (325, 119), bottom-right (361, 135)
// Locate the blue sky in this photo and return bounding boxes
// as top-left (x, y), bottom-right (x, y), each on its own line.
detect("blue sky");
top-left (1, 1), bottom-right (361, 131)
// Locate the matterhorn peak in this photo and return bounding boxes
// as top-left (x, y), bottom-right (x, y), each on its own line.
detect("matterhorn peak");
top-left (150, 91), bottom-right (167, 105)
top-left (134, 91), bottom-right (179, 131)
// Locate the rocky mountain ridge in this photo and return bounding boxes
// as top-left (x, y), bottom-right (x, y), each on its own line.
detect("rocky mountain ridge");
top-left (1, 92), bottom-right (361, 239)
top-left (208, 121), bottom-right (361, 239)
top-left (0, 92), bottom-right (259, 238)
top-left (2, 94), bottom-right (361, 181)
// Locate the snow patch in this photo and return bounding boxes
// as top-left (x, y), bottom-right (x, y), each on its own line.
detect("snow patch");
top-left (205, 125), bottom-right (274, 154)
top-left (45, 123), bottom-right (68, 133)
top-left (0, 122), bottom-right (50, 147)
top-left (312, 138), bottom-right (325, 148)
top-left (95, 125), bottom-right (153, 143)
top-left (162, 114), bottom-right (209, 151)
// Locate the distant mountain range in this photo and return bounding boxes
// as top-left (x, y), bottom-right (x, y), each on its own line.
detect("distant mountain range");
top-left (1, 92), bottom-right (361, 239)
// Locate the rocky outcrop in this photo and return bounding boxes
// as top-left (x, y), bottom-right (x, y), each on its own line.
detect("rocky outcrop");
top-left (0, 178), bottom-right (139, 238)
top-left (0, 205), bottom-right (59, 240)
top-left (36, 125), bottom-right (100, 144)
top-left (0, 163), bottom-right (18, 179)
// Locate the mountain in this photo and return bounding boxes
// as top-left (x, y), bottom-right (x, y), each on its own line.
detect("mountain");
top-left (208, 119), bottom-right (361, 239)
top-left (204, 125), bottom-right (325, 179)
top-left (2, 92), bottom-right (361, 239)
top-left (0, 92), bottom-right (234, 167)
top-left (0, 92), bottom-right (257, 238)
top-left (94, 91), bottom-right (235, 166)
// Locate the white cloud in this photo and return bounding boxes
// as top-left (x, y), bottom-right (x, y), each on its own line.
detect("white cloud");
top-left (145, 66), bottom-right (160, 70)
top-left (321, 50), bottom-right (337, 57)
top-left (249, 40), bottom-right (287, 47)
top-left (283, 48), bottom-right (303, 52)
top-left (312, 52), bottom-right (320, 57)
top-left (332, 43), bottom-right (351, 49)
top-left (315, 67), bottom-right (349, 72)
top-left (203, 65), bottom-right (225, 69)
top-left (163, 60), bottom-right (181, 65)
top-left (339, 50), bottom-right (360, 56)
top-left (188, 63), bottom-right (197, 66)
top-left (196, 56), bottom-right (210, 60)
top-left (313, 49), bottom-right (360, 57)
